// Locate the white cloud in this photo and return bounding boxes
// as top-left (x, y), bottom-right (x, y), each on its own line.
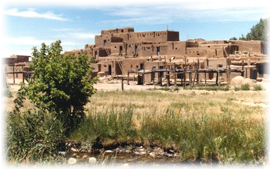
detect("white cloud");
top-left (101, 16), bottom-right (173, 26)
top-left (69, 33), bottom-right (96, 40)
top-left (102, 2), bottom-right (268, 24)
top-left (5, 8), bottom-right (69, 21)
top-left (4, 36), bottom-right (77, 46)
top-left (54, 31), bottom-right (96, 40)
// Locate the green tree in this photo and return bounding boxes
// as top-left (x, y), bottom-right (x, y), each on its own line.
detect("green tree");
top-left (246, 18), bottom-right (267, 41)
top-left (14, 40), bottom-right (97, 134)
top-left (229, 37), bottom-right (238, 40)
top-left (231, 18), bottom-right (267, 41)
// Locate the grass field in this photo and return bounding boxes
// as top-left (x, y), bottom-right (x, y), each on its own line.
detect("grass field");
top-left (5, 87), bottom-right (267, 164)
top-left (73, 89), bottom-right (266, 163)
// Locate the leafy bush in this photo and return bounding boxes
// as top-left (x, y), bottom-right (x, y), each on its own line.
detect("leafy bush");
top-left (234, 86), bottom-right (240, 91)
top-left (15, 40), bottom-right (97, 134)
top-left (254, 84), bottom-right (263, 91)
top-left (6, 110), bottom-right (65, 163)
top-left (241, 84), bottom-right (250, 91)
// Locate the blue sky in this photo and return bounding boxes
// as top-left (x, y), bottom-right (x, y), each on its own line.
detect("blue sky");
top-left (2, 0), bottom-right (269, 56)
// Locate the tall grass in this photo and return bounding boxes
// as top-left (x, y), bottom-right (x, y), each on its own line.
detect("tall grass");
top-left (6, 109), bottom-right (65, 163)
top-left (70, 104), bottom-right (265, 164)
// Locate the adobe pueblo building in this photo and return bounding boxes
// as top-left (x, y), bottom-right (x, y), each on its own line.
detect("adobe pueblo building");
top-left (4, 27), bottom-right (267, 87)
top-left (64, 27), bottom-right (267, 86)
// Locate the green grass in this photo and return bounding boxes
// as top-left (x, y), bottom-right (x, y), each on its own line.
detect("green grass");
top-left (254, 84), bottom-right (263, 91)
top-left (186, 85), bottom-right (229, 91)
top-left (241, 84), bottom-right (250, 91)
top-left (70, 103), bottom-right (265, 164)
top-left (6, 90), bottom-right (266, 164)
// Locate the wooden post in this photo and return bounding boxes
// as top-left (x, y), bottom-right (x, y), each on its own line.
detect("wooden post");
top-left (22, 72), bottom-right (25, 84)
top-left (174, 63), bottom-right (176, 86)
top-left (216, 71), bottom-right (219, 86)
top-left (13, 65), bottom-right (15, 84)
top-left (184, 57), bottom-right (187, 89)
top-left (204, 71), bottom-right (206, 86)
top-left (196, 59), bottom-right (199, 85)
top-left (127, 71), bottom-right (130, 85)
top-left (121, 77), bottom-right (124, 91)
top-left (189, 66), bottom-right (192, 86)
top-left (143, 68), bottom-right (145, 85)
top-left (158, 71), bottom-right (162, 86)
top-left (166, 69), bottom-right (170, 87)
top-left (241, 60), bottom-right (244, 77)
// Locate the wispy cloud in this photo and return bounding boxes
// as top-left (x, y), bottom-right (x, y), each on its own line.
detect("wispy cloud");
top-left (5, 8), bottom-right (69, 21)
top-left (100, 2), bottom-right (268, 25)
top-left (54, 30), bottom-right (97, 40)
top-left (5, 36), bottom-right (76, 46)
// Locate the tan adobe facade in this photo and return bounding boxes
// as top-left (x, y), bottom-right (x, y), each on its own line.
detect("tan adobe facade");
top-left (64, 27), bottom-right (267, 85)
top-left (4, 27), bottom-right (267, 86)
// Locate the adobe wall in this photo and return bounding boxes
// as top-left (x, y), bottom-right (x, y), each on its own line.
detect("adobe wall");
top-left (121, 58), bottom-right (148, 71)
top-left (128, 31), bottom-right (179, 43)
top-left (101, 27), bottom-right (134, 35)
top-left (166, 41), bottom-right (186, 56)
top-left (232, 40), bottom-right (263, 53)
top-left (10, 55), bottom-right (30, 63)
top-left (110, 42), bottom-right (125, 55)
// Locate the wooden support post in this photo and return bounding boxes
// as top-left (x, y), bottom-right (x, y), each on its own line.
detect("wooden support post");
top-left (216, 71), bottom-right (219, 86)
top-left (184, 58), bottom-right (187, 89)
top-left (166, 70), bottom-right (170, 87)
top-left (142, 73), bottom-right (145, 85)
top-left (127, 71), bottom-right (130, 85)
top-left (13, 65), bottom-right (15, 84)
top-left (158, 72), bottom-right (162, 86)
top-left (196, 59), bottom-right (199, 85)
top-left (189, 66), bottom-right (192, 86)
top-left (204, 71), bottom-right (206, 86)
top-left (143, 68), bottom-right (145, 85)
top-left (22, 72), bottom-right (25, 84)
top-left (121, 77), bottom-right (124, 91)
top-left (174, 63), bottom-right (176, 86)
top-left (241, 60), bottom-right (244, 77)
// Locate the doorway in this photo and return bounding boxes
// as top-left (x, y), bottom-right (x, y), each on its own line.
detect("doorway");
top-left (157, 47), bottom-right (160, 55)
top-left (108, 65), bottom-right (112, 75)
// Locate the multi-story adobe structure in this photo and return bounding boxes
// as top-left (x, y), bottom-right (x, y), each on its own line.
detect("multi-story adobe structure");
top-left (65, 27), bottom-right (267, 85)
top-left (4, 27), bottom-right (266, 86)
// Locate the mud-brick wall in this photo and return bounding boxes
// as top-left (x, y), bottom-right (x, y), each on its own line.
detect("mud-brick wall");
top-left (167, 41), bottom-right (186, 56)
top-left (233, 41), bottom-right (263, 53)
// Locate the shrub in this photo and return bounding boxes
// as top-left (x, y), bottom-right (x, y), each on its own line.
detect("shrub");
top-left (241, 84), bottom-right (250, 91)
top-left (15, 40), bottom-right (97, 134)
top-left (6, 110), bottom-right (65, 163)
top-left (254, 84), bottom-right (263, 91)
top-left (234, 86), bottom-right (240, 91)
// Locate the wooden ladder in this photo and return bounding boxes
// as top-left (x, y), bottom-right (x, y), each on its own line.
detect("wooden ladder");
top-left (116, 60), bottom-right (125, 75)
top-left (105, 48), bottom-right (111, 56)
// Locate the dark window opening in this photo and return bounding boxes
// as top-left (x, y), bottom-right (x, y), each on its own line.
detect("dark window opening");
top-left (157, 47), bottom-right (160, 55)
top-left (140, 63), bottom-right (144, 69)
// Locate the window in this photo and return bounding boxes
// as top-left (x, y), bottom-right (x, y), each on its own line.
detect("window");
top-left (131, 65), bottom-right (133, 68)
